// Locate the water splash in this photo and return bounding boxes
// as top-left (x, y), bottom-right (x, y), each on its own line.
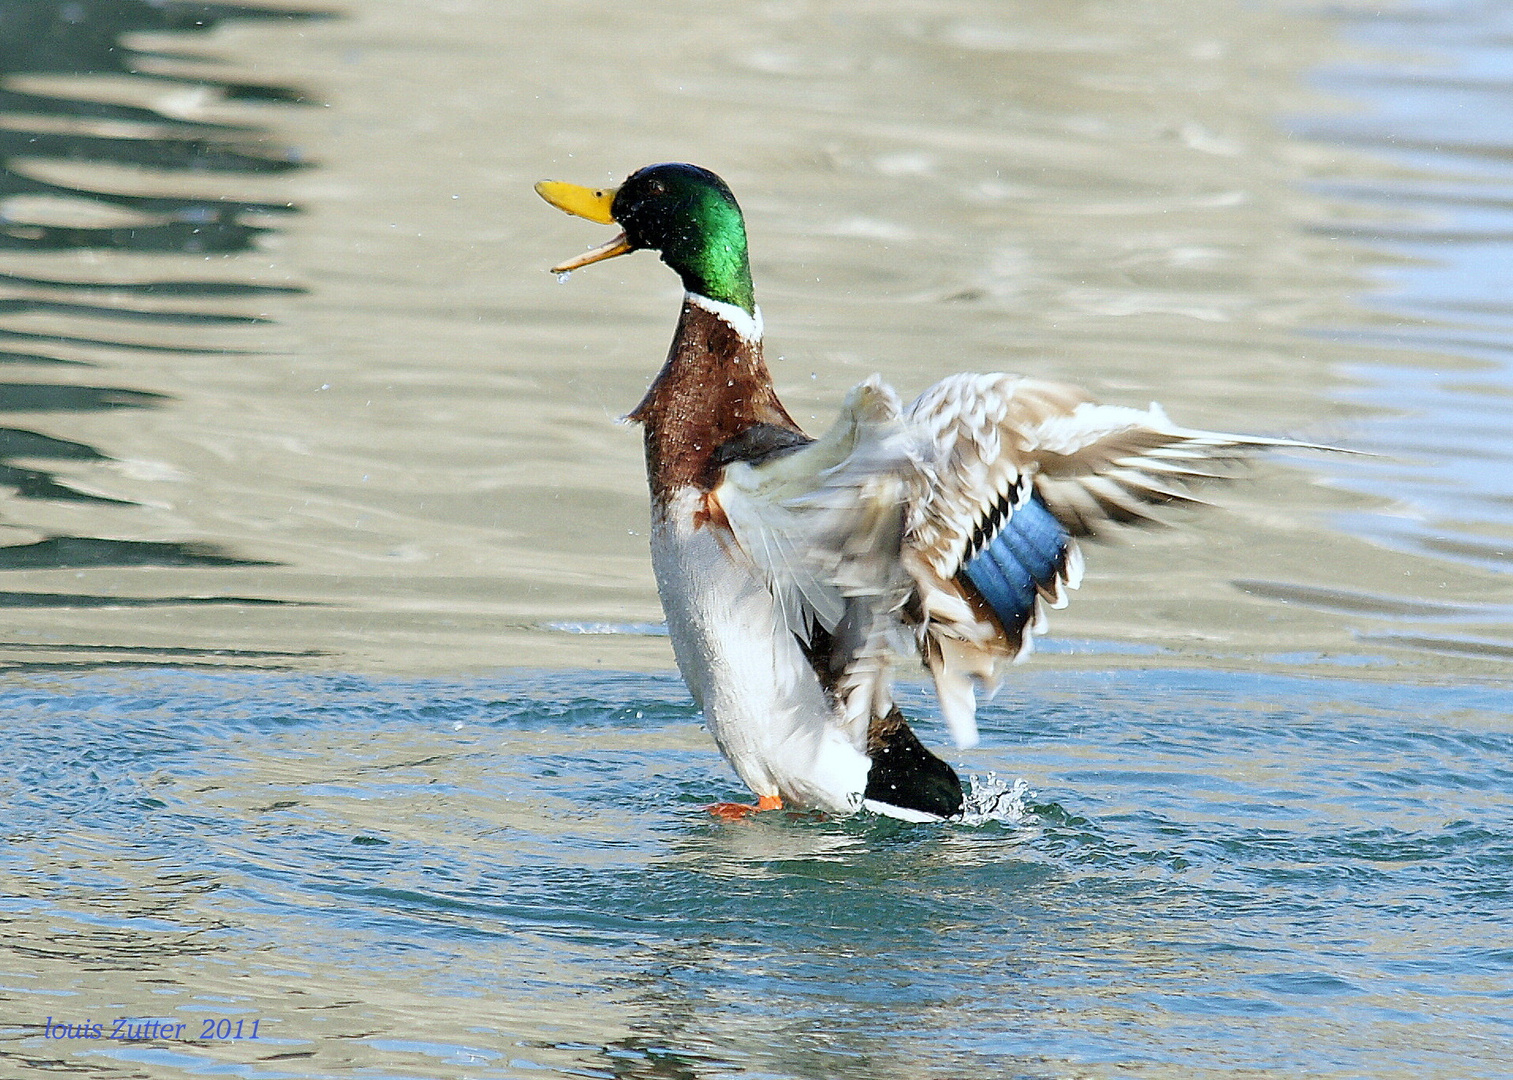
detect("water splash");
top-left (556, 271), bottom-right (572, 284)
top-left (959, 773), bottom-right (1036, 825)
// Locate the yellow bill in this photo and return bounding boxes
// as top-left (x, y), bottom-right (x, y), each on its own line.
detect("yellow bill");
top-left (535, 179), bottom-right (634, 272)
top-left (534, 180), bottom-right (618, 224)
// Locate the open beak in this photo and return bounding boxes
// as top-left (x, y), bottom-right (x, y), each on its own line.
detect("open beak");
top-left (535, 180), bottom-right (634, 273)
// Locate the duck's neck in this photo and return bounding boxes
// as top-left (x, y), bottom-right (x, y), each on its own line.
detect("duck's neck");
top-left (629, 293), bottom-right (802, 498)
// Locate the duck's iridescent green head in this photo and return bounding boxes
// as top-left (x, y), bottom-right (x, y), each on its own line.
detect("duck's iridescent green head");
top-left (536, 163), bottom-right (755, 315)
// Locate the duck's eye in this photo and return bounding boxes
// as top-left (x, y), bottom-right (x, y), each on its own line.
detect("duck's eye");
top-left (647, 180), bottom-right (666, 195)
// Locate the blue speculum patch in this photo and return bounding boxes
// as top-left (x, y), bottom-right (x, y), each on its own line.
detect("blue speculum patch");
top-left (963, 494), bottom-right (1070, 631)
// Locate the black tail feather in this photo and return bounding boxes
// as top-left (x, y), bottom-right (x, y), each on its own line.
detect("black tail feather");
top-left (864, 712), bottom-right (963, 818)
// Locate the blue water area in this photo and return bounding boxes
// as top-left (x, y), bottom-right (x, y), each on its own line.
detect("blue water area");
top-left (1306, 2), bottom-right (1513, 574)
top-left (3, 665), bottom-right (1509, 1079)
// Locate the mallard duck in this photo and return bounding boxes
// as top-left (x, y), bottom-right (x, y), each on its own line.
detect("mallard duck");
top-left (537, 162), bottom-right (1315, 822)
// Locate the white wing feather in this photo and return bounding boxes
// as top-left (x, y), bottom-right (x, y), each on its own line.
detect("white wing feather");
top-left (715, 377), bottom-right (918, 739)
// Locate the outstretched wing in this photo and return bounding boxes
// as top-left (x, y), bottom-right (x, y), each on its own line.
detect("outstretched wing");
top-left (903, 372), bottom-right (1328, 748)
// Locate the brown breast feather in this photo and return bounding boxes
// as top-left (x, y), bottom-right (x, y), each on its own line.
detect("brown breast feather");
top-left (628, 300), bottom-right (804, 498)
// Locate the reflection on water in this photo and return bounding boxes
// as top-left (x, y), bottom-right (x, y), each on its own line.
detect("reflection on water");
top-left (0, 0), bottom-right (1505, 672)
top-left (0, 0), bottom-right (323, 645)
top-left (1302, 4), bottom-right (1513, 587)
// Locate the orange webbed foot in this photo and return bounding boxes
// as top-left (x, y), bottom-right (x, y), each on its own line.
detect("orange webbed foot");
top-left (706, 794), bottom-right (783, 821)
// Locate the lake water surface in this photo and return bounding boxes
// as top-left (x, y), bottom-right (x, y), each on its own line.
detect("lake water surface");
top-left (1, 2), bottom-right (1509, 1078)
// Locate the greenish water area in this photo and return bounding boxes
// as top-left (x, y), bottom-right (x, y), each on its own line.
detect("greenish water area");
top-left (4, 668), bottom-right (1510, 1079)
top-left (0, 1), bottom-right (1509, 1077)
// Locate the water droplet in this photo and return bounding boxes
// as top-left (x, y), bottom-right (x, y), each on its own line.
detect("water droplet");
top-left (556, 271), bottom-right (572, 284)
